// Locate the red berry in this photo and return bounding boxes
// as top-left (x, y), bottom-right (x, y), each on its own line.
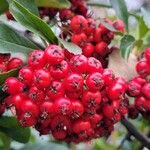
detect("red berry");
top-left (50, 60), bottom-right (69, 79)
top-left (47, 81), bottom-right (64, 100)
top-left (136, 59), bottom-right (150, 77)
top-left (71, 33), bottom-right (87, 46)
top-left (128, 105), bottom-right (139, 119)
top-left (45, 45), bottom-right (64, 64)
top-left (95, 42), bottom-right (108, 57)
top-left (29, 86), bottom-right (45, 105)
top-left (86, 72), bottom-right (104, 91)
top-left (82, 91), bottom-right (101, 109)
top-left (40, 101), bottom-right (54, 120)
top-left (103, 104), bottom-right (115, 118)
top-left (33, 69), bottom-right (51, 89)
top-left (85, 18), bottom-right (96, 34)
top-left (7, 58), bottom-right (23, 71)
top-left (28, 50), bottom-right (45, 69)
top-left (82, 43), bottom-right (95, 57)
top-left (18, 67), bottom-right (33, 86)
top-left (87, 57), bottom-right (103, 73)
top-left (142, 83), bottom-right (150, 99)
top-left (94, 28), bottom-right (102, 43)
top-left (135, 96), bottom-right (147, 112)
top-left (54, 97), bottom-right (72, 115)
top-left (65, 73), bottom-right (84, 92)
top-left (70, 15), bottom-right (88, 33)
top-left (3, 77), bottom-right (24, 95)
top-left (127, 81), bottom-right (141, 97)
top-left (70, 100), bottom-right (84, 119)
top-left (0, 53), bottom-right (10, 63)
top-left (145, 48), bottom-right (150, 63)
top-left (70, 54), bottom-right (87, 73)
top-left (59, 9), bottom-right (74, 21)
top-left (113, 19), bottom-right (125, 32)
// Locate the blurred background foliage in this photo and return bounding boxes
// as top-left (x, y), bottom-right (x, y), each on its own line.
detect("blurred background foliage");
top-left (0, 0), bottom-right (150, 150)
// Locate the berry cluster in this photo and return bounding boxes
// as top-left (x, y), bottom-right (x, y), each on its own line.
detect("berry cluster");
top-left (39, 0), bottom-right (88, 21)
top-left (3, 45), bottom-right (128, 143)
top-left (65, 15), bottom-right (125, 68)
top-left (0, 53), bottom-right (23, 73)
top-left (127, 48), bottom-right (150, 120)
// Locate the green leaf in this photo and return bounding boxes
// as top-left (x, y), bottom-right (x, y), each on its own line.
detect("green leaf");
top-left (59, 38), bottom-right (82, 55)
top-left (0, 69), bottom-right (19, 85)
top-left (10, 0), bottom-right (58, 44)
top-left (137, 17), bottom-right (149, 39)
top-left (35, 0), bottom-right (71, 9)
top-left (0, 23), bottom-right (40, 54)
top-left (0, 116), bottom-right (31, 143)
top-left (120, 35), bottom-right (135, 60)
top-left (7, 0), bottom-right (39, 16)
top-left (0, 0), bottom-right (9, 15)
top-left (141, 4), bottom-right (150, 28)
top-left (21, 143), bottom-right (69, 150)
top-left (110, 0), bottom-right (129, 32)
top-left (0, 132), bottom-right (11, 150)
top-left (143, 31), bottom-right (150, 47)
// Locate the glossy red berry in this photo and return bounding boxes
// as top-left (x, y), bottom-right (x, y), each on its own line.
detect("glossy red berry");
top-left (0, 64), bottom-right (7, 73)
top-left (95, 42), bottom-right (108, 57)
top-left (142, 83), bottom-right (150, 99)
top-left (70, 54), bottom-right (87, 73)
top-left (70, 15), bottom-right (88, 33)
top-left (45, 45), bottom-right (64, 64)
top-left (113, 19), bottom-right (125, 32)
top-left (29, 86), bottom-right (45, 105)
top-left (54, 97), bottom-right (72, 115)
top-left (65, 73), bottom-right (84, 92)
top-left (3, 77), bottom-right (24, 95)
top-left (87, 57), bottom-right (103, 73)
top-left (47, 81), bottom-right (64, 100)
top-left (103, 104), bottom-right (115, 118)
top-left (7, 58), bottom-right (23, 70)
top-left (0, 53), bottom-right (10, 63)
top-left (28, 50), bottom-right (45, 69)
top-left (70, 100), bottom-right (84, 119)
top-left (59, 9), bottom-right (74, 21)
top-left (86, 72), bottom-right (104, 91)
top-left (145, 48), bottom-right (150, 62)
top-left (94, 28), bottom-right (102, 43)
top-left (18, 67), bottom-right (33, 86)
top-left (71, 33), bottom-right (87, 46)
top-left (82, 43), bottom-right (95, 57)
top-left (33, 69), bottom-right (51, 89)
top-left (82, 91), bottom-right (101, 109)
top-left (85, 18), bottom-right (96, 34)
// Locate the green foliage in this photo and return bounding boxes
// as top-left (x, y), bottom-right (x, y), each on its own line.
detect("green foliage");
top-left (35, 0), bottom-right (71, 9)
top-left (10, 0), bottom-right (58, 44)
top-left (0, 0), bottom-right (8, 15)
top-left (59, 38), bottom-right (82, 55)
top-left (110, 0), bottom-right (129, 32)
top-left (0, 116), bottom-right (31, 143)
top-left (120, 35), bottom-right (135, 60)
top-left (0, 132), bottom-right (11, 150)
top-left (0, 23), bottom-right (39, 55)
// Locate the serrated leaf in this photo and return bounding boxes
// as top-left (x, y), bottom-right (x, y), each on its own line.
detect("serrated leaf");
top-left (10, 0), bottom-right (58, 44)
top-left (21, 143), bottom-right (69, 150)
top-left (59, 38), bottom-right (82, 55)
top-left (0, 69), bottom-right (19, 85)
top-left (141, 4), bottom-right (150, 28)
top-left (0, 116), bottom-right (30, 143)
top-left (110, 0), bottom-right (129, 32)
top-left (0, 23), bottom-right (40, 54)
top-left (0, 0), bottom-right (9, 15)
top-left (120, 35), bottom-right (135, 60)
top-left (35, 0), bottom-right (71, 9)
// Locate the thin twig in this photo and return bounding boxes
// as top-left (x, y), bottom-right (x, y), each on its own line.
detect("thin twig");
top-left (121, 118), bottom-right (150, 149)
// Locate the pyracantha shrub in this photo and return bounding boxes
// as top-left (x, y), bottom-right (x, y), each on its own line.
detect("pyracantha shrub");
top-left (3, 45), bottom-right (129, 143)
top-left (127, 48), bottom-right (150, 120)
